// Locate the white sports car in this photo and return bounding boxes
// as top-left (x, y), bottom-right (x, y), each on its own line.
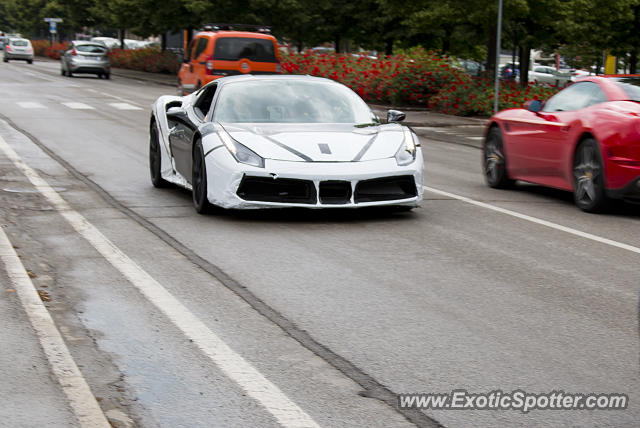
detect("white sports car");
top-left (149, 75), bottom-right (424, 212)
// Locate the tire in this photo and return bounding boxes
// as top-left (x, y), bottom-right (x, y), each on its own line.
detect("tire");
top-left (573, 138), bottom-right (609, 212)
top-left (97, 73), bottom-right (102, 79)
top-left (483, 126), bottom-right (515, 188)
top-left (68, 70), bottom-right (73, 77)
top-left (27, 59), bottom-right (32, 64)
top-left (104, 72), bottom-right (110, 79)
top-left (3, 57), bottom-right (8, 63)
top-left (149, 121), bottom-right (168, 188)
top-left (61, 68), bottom-right (66, 76)
top-left (192, 139), bottom-right (212, 214)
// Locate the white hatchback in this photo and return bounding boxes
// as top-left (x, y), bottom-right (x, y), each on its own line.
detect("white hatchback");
top-left (3, 38), bottom-right (34, 64)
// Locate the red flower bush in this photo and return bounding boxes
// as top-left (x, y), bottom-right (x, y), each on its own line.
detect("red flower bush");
top-left (282, 49), bottom-right (560, 116)
top-left (108, 47), bottom-right (180, 74)
top-left (31, 40), bottom-right (69, 60)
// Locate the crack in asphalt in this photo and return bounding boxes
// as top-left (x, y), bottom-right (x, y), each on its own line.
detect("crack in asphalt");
top-left (0, 112), bottom-right (443, 428)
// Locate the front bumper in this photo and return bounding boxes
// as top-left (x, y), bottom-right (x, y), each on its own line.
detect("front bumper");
top-left (606, 176), bottom-right (640, 202)
top-left (205, 147), bottom-right (424, 209)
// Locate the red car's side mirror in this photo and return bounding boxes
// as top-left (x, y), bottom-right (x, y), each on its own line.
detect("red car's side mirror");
top-left (525, 100), bottom-right (543, 113)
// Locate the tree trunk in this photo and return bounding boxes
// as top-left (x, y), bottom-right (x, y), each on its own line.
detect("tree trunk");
top-left (161, 33), bottom-right (167, 51)
top-left (486, 24), bottom-right (497, 79)
top-left (334, 34), bottom-right (341, 54)
top-left (119, 29), bottom-right (125, 50)
top-left (631, 50), bottom-right (637, 74)
top-left (519, 45), bottom-right (530, 88)
top-left (442, 27), bottom-right (451, 54)
top-left (384, 37), bottom-right (393, 56)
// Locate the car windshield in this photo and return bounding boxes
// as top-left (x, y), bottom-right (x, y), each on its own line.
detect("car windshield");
top-left (214, 80), bottom-right (378, 124)
top-left (612, 77), bottom-right (640, 102)
top-left (76, 44), bottom-right (106, 53)
top-left (213, 37), bottom-right (276, 63)
top-left (11, 40), bottom-right (28, 47)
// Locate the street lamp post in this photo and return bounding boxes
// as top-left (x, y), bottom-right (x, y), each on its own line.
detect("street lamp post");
top-left (494, 0), bottom-right (503, 114)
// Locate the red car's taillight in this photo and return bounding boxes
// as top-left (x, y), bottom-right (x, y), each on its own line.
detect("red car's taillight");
top-left (5, 45), bottom-right (11, 52)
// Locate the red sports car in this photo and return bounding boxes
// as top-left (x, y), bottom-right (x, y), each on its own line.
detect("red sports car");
top-left (483, 76), bottom-right (640, 212)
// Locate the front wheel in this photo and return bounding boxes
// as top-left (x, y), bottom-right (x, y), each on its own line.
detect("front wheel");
top-left (149, 122), bottom-right (168, 188)
top-left (27, 59), bottom-right (32, 64)
top-left (192, 139), bottom-right (212, 214)
top-left (483, 126), bottom-right (515, 188)
top-left (573, 138), bottom-right (609, 212)
top-left (104, 72), bottom-right (110, 79)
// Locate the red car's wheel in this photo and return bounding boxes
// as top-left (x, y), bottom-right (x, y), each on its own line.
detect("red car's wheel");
top-left (573, 138), bottom-right (609, 212)
top-left (483, 127), bottom-right (515, 188)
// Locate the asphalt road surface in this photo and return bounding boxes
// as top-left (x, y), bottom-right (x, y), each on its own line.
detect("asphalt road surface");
top-left (0, 59), bottom-right (638, 428)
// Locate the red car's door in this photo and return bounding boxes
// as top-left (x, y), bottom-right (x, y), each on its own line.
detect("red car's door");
top-left (511, 82), bottom-right (608, 187)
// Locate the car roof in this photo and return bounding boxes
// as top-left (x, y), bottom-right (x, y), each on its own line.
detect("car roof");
top-left (73, 40), bottom-right (105, 45)
top-left (196, 30), bottom-right (276, 40)
top-left (9, 37), bottom-right (28, 42)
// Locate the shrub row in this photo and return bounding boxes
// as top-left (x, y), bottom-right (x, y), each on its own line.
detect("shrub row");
top-left (281, 49), bottom-right (560, 116)
top-left (31, 40), bottom-right (180, 75)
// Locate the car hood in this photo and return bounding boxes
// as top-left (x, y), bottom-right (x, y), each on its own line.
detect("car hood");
top-left (221, 123), bottom-right (406, 162)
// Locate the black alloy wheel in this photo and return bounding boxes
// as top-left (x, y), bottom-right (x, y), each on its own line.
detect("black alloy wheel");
top-left (192, 139), bottom-right (212, 214)
top-left (573, 138), bottom-right (609, 212)
top-left (149, 122), bottom-right (168, 188)
top-left (483, 126), bottom-right (515, 188)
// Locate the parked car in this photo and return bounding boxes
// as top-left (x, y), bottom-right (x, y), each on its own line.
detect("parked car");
top-left (177, 25), bottom-right (281, 95)
top-left (151, 75), bottom-right (423, 212)
top-left (90, 37), bottom-right (119, 49)
top-left (483, 76), bottom-right (640, 212)
top-left (3, 37), bottom-right (33, 63)
top-left (529, 65), bottom-right (572, 86)
top-left (500, 63), bottom-right (519, 80)
top-left (60, 41), bottom-right (110, 79)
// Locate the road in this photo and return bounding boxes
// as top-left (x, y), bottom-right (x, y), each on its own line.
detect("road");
top-left (0, 59), bottom-right (638, 428)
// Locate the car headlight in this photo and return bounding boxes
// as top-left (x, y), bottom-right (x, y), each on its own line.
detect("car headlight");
top-left (218, 127), bottom-right (265, 168)
top-left (395, 129), bottom-right (418, 166)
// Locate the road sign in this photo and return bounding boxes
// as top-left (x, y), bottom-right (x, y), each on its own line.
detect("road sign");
top-left (44, 18), bottom-right (63, 23)
top-left (49, 22), bottom-right (57, 34)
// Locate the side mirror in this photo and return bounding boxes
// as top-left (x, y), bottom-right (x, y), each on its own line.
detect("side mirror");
top-left (167, 106), bottom-right (188, 121)
top-left (387, 109), bottom-right (406, 123)
top-left (525, 100), bottom-right (542, 113)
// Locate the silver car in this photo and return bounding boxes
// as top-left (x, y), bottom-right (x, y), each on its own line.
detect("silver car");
top-left (61, 41), bottom-right (110, 79)
top-left (3, 37), bottom-right (34, 63)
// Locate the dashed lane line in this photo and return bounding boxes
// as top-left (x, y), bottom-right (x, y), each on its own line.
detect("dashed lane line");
top-left (0, 132), bottom-right (321, 428)
top-left (61, 102), bottom-right (94, 110)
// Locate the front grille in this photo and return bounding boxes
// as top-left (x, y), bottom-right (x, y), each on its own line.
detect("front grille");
top-left (354, 175), bottom-right (417, 203)
top-left (319, 181), bottom-right (352, 204)
top-left (237, 176), bottom-right (316, 204)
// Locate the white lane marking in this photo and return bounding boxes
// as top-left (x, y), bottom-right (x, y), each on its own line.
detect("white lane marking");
top-left (62, 102), bottom-right (94, 110)
top-left (17, 102), bottom-right (46, 109)
top-left (423, 185), bottom-right (640, 255)
top-left (468, 136), bottom-right (483, 141)
top-left (0, 134), bottom-right (321, 428)
top-left (99, 91), bottom-right (142, 107)
top-left (0, 228), bottom-right (110, 428)
top-left (108, 102), bottom-right (142, 111)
